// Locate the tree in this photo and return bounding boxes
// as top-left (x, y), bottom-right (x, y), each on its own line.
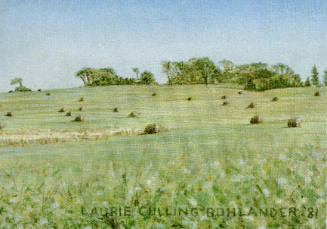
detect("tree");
top-left (305, 77), bottom-right (311, 87)
top-left (139, 71), bottom-right (155, 85)
top-left (324, 70), bottom-right (327, 86)
top-left (75, 68), bottom-right (96, 86)
top-left (162, 61), bottom-right (173, 85)
top-left (10, 77), bottom-right (23, 87)
top-left (311, 65), bottom-right (320, 86)
top-left (132, 68), bottom-right (139, 79)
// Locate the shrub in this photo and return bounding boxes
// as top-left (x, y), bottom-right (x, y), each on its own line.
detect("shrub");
top-left (221, 95), bottom-right (227, 99)
top-left (250, 115), bottom-right (263, 124)
top-left (5, 112), bottom-right (13, 117)
top-left (144, 123), bottom-right (160, 134)
top-left (187, 97), bottom-right (192, 101)
top-left (314, 91), bottom-right (320, 96)
top-left (247, 102), bottom-right (255, 108)
top-left (272, 97), bottom-right (278, 102)
top-left (222, 101), bottom-right (229, 106)
top-left (79, 97), bottom-right (84, 102)
top-left (288, 118), bottom-right (301, 128)
top-left (65, 111), bottom-right (72, 117)
top-left (73, 115), bottom-right (83, 122)
top-left (15, 86), bottom-right (32, 92)
top-left (238, 91), bottom-right (243, 95)
top-left (152, 93), bottom-right (157, 96)
top-left (78, 107), bottom-right (83, 111)
top-left (38, 89), bottom-right (42, 92)
top-left (8, 90), bottom-right (13, 93)
top-left (113, 107), bottom-right (119, 112)
top-left (128, 112), bottom-right (137, 118)
top-left (58, 108), bottom-right (65, 113)
top-left (46, 92), bottom-right (51, 96)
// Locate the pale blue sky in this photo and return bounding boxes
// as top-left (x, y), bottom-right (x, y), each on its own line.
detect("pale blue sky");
top-left (0, 0), bottom-right (326, 91)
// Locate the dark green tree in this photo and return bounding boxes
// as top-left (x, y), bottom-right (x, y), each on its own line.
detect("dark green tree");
top-left (324, 70), bottom-right (327, 86)
top-left (311, 65), bottom-right (320, 86)
top-left (139, 71), bottom-right (155, 85)
top-left (305, 77), bottom-right (311, 87)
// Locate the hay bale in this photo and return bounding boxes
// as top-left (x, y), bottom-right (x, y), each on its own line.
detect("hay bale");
top-left (247, 102), bottom-right (255, 109)
top-left (187, 97), bottom-right (192, 101)
top-left (113, 107), bottom-right (119, 112)
top-left (5, 112), bottom-right (13, 117)
top-left (78, 107), bottom-right (83, 111)
top-left (65, 111), bottom-right (72, 117)
top-left (250, 115), bottom-right (263, 124)
top-left (221, 95), bottom-right (227, 99)
top-left (222, 101), bottom-right (229, 106)
top-left (288, 118), bottom-right (301, 128)
top-left (238, 91), bottom-right (243, 95)
top-left (314, 91), bottom-right (320, 96)
top-left (58, 108), bottom-right (65, 113)
top-left (152, 93), bottom-right (157, 96)
top-left (272, 97), bottom-right (278, 102)
top-left (144, 123), bottom-right (160, 134)
top-left (73, 115), bottom-right (83, 122)
top-left (46, 92), bottom-right (51, 96)
top-left (79, 97), bottom-right (84, 102)
top-left (37, 89), bottom-right (42, 92)
top-left (128, 112), bottom-right (137, 118)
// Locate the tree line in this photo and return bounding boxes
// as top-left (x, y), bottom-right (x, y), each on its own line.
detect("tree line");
top-left (73, 58), bottom-right (327, 91)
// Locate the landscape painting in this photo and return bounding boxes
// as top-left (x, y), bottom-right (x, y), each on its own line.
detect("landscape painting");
top-left (0, 0), bottom-right (326, 228)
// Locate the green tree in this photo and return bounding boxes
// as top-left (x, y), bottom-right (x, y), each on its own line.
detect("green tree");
top-left (162, 61), bottom-right (173, 85)
top-left (324, 70), bottom-right (327, 86)
top-left (311, 65), bottom-right (320, 86)
top-left (132, 68), bottom-right (139, 79)
top-left (139, 71), bottom-right (155, 85)
top-left (75, 68), bottom-right (96, 86)
top-left (305, 77), bottom-right (311, 87)
top-left (10, 77), bottom-right (23, 87)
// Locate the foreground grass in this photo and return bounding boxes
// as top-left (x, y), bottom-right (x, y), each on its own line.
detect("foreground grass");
top-left (0, 85), bottom-right (326, 228)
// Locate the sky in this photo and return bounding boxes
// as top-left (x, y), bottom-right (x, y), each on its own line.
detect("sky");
top-left (0, 0), bottom-right (326, 91)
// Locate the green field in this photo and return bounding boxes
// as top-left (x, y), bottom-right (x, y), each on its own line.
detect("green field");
top-left (0, 85), bottom-right (326, 228)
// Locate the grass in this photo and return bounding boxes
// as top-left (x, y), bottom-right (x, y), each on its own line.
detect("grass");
top-left (0, 85), bottom-right (326, 228)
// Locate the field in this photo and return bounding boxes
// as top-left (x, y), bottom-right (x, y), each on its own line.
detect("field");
top-left (0, 85), bottom-right (326, 228)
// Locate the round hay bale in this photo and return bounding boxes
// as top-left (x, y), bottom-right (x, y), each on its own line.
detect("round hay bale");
top-left (250, 115), bottom-right (263, 124)
top-left (113, 107), bottom-right (119, 112)
top-left (144, 123), bottom-right (160, 134)
top-left (73, 115), bottom-right (83, 122)
top-left (247, 102), bottom-right (255, 109)
top-left (128, 112), bottom-right (137, 118)
top-left (221, 95), bottom-right (227, 99)
top-left (58, 108), bottom-right (65, 113)
top-left (187, 97), bottom-right (192, 101)
top-left (5, 112), bottom-right (13, 117)
top-left (314, 91), bottom-right (320, 96)
top-left (272, 97), bottom-right (278, 102)
top-left (288, 118), bottom-right (301, 128)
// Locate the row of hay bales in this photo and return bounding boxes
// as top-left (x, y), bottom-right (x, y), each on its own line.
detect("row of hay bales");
top-left (0, 90), bottom-right (323, 136)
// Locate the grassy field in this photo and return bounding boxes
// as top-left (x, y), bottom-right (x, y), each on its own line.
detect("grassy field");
top-left (0, 85), bottom-right (326, 228)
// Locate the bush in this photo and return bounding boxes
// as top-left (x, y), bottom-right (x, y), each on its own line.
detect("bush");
top-left (222, 101), bottom-right (229, 106)
top-left (128, 112), bottom-right (137, 118)
top-left (73, 115), bottom-right (83, 122)
top-left (113, 107), bottom-right (119, 112)
top-left (46, 92), bottom-right (51, 96)
top-left (38, 89), bottom-right (42, 92)
top-left (221, 95), bottom-right (227, 99)
top-left (8, 90), bottom-right (13, 93)
top-left (65, 111), bottom-right (72, 117)
top-left (58, 108), bottom-right (65, 113)
top-left (247, 102), bottom-right (255, 108)
top-left (250, 115), bottom-right (263, 124)
top-left (288, 118), bottom-right (301, 128)
top-left (78, 107), bottom-right (83, 111)
top-left (144, 123), bottom-right (160, 134)
top-left (187, 97), bottom-right (192, 101)
top-left (5, 112), bottom-right (13, 117)
top-left (314, 91), bottom-right (320, 96)
top-left (272, 97), bottom-right (278, 102)
top-left (152, 93), bottom-right (157, 96)
top-left (79, 97), bottom-right (84, 102)
top-left (15, 86), bottom-right (32, 92)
